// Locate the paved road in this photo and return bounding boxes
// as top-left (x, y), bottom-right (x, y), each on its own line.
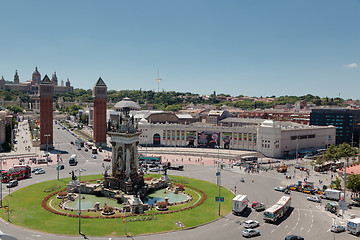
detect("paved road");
top-left (0, 120), bottom-right (358, 240)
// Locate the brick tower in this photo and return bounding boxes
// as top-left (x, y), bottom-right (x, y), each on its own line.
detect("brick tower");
top-left (39, 75), bottom-right (54, 150)
top-left (92, 77), bottom-right (107, 147)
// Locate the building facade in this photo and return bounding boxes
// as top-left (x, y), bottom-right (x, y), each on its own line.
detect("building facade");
top-left (310, 108), bottom-right (360, 146)
top-left (137, 119), bottom-right (335, 158)
top-left (0, 68), bottom-right (73, 95)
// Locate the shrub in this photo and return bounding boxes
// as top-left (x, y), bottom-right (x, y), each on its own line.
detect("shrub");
top-left (58, 191), bottom-right (68, 197)
top-left (103, 205), bottom-right (114, 213)
top-left (156, 201), bottom-right (168, 209)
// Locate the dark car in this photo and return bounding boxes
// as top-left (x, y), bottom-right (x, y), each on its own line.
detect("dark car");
top-left (56, 164), bottom-right (65, 170)
top-left (285, 235), bottom-right (304, 240)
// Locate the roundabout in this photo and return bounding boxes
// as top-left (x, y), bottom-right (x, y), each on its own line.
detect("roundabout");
top-left (0, 174), bottom-right (233, 237)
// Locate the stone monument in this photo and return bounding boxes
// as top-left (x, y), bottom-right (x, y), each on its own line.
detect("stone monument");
top-left (103, 106), bottom-right (145, 195)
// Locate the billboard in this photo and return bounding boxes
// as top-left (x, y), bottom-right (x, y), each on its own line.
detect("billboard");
top-left (222, 132), bottom-right (232, 149)
top-left (198, 131), bottom-right (220, 148)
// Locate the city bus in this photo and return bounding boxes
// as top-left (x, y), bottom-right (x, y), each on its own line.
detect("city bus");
top-left (240, 156), bottom-right (258, 163)
top-left (138, 155), bottom-right (162, 164)
top-left (264, 196), bottom-right (291, 223)
top-left (1, 165), bottom-right (31, 183)
top-left (91, 146), bottom-right (98, 154)
top-left (314, 163), bottom-right (332, 172)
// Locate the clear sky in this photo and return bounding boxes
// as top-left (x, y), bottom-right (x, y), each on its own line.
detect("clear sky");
top-left (0, 0), bottom-right (359, 99)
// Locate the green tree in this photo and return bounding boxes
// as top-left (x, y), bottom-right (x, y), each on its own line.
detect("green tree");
top-left (6, 105), bottom-right (24, 114)
top-left (347, 174), bottom-right (360, 193)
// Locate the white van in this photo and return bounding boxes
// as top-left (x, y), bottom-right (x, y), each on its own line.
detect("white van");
top-left (69, 154), bottom-right (78, 166)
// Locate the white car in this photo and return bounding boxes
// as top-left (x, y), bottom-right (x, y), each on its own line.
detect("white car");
top-left (330, 224), bottom-right (345, 233)
top-left (35, 169), bottom-right (46, 175)
top-left (242, 229), bottom-right (260, 237)
top-left (274, 186), bottom-right (286, 192)
top-left (307, 196), bottom-right (321, 203)
top-left (243, 220), bottom-right (259, 228)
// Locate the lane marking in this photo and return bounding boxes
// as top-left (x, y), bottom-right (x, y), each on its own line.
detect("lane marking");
top-left (271, 229), bottom-right (276, 233)
top-left (284, 225), bottom-right (288, 229)
top-left (300, 227), bottom-right (303, 231)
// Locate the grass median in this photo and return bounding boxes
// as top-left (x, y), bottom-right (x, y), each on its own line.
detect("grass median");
top-left (0, 174), bottom-right (233, 237)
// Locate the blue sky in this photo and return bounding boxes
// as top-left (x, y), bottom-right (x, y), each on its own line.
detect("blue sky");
top-left (0, 0), bottom-right (359, 99)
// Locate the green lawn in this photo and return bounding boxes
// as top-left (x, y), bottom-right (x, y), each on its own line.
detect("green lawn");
top-left (0, 174), bottom-right (233, 237)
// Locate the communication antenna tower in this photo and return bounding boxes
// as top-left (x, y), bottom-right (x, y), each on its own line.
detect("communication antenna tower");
top-left (154, 69), bottom-right (162, 93)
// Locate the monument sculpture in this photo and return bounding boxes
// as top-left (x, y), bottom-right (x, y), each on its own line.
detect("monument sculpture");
top-left (103, 106), bottom-right (145, 195)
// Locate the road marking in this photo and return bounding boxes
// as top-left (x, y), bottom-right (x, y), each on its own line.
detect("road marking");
top-left (287, 231), bottom-right (291, 235)
top-left (326, 229), bottom-right (330, 232)
top-left (300, 227), bottom-right (303, 231)
top-left (271, 229), bottom-right (276, 233)
top-left (277, 224), bottom-right (281, 228)
top-left (223, 223), bottom-right (228, 227)
top-left (284, 225), bottom-right (288, 229)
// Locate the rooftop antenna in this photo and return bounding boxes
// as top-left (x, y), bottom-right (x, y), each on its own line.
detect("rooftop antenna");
top-left (154, 69), bottom-right (162, 93)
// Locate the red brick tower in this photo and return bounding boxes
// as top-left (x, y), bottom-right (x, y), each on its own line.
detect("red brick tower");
top-left (93, 77), bottom-right (107, 147)
top-left (39, 75), bottom-right (54, 150)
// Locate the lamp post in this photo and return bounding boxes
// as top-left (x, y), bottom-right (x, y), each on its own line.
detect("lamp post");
top-left (56, 142), bottom-right (61, 180)
top-left (3, 197), bottom-right (11, 223)
top-left (75, 168), bottom-right (87, 239)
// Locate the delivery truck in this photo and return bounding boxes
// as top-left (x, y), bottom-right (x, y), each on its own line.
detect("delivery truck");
top-left (232, 195), bottom-right (249, 215)
top-left (347, 218), bottom-right (360, 235)
top-left (322, 189), bottom-right (342, 201)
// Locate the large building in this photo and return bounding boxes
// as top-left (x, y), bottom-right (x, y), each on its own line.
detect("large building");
top-left (136, 119), bottom-right (335, 158)
top-left (310, 108), bottom-right (360, 146)
top-left (0, 68), bottom-right (73, 95)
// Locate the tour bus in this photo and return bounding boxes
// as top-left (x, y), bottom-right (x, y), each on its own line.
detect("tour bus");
top-left (69, 154), bottom-right (78, 166)
top-left (1, 165), bottom-right (31, 183)
top-left (240, 156), bottom-right (258, 163)
top-left (264, 196), bottom-right (291, 223)
top-left (91, 146), bottom-right (98, 154)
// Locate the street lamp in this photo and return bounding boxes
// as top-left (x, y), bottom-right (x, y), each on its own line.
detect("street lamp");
top-left (3, 197), bottom-right (11, 223)
top-left (75, 168), bottom-right (87, 239)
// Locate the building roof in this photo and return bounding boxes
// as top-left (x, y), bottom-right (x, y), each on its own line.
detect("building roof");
top-left (176, 114), bottom-right (193, 119)
top-left (41, 75), bottom-right (52, 84)
top-left (95, 77), bottom-right (106, 87)
top-left (114, 97), bottom-right (140, 110)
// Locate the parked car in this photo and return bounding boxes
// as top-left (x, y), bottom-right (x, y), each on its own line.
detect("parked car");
top-left (149, 167), bottom-right (160, 172)
top-left (243, 220), bottom-right (259, 228)
top-left (330, 224), bottom-right (345, 233)
top-left (70, 141), bottom-right (74, 145)
top-left (35, 169), bottom-right (46, 175)
top-left (32, 167), bottom-right (42, 173)
top-left (285, 235), bottom-right (304, 240)
top-left (56, 165), bottom-right (65, 170)
top-left (85, 148), bottom-right (88, 152)
top-left (274, 186), bottom-right (286, 192)
top-left (6, 180), bottom-right (18, 188)
top-left (307, 196), bottom-right (321, 203)
top-left (103, 158), bottom-right (111, 162)
top-left (242, 229), bottom-right (260, 238)
top-left (92, 155), bottom-right (97, 159)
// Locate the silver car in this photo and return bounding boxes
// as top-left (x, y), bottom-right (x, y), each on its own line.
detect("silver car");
top-left (243, 220), bottom-right (260, 228)
top-left (242, 229), bottom-right (260, 238)
top-left (330, 224), bottom-right (345, 233)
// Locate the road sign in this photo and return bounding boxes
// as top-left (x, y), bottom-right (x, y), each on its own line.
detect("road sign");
top-left (220, 197), bottom-right (224, 202)
top-left (216, 172), bottom-right (220, 176)
top-left (339, 200), bottom-right (348, 211)
top-left (215, 197), bottom-right (219, 202)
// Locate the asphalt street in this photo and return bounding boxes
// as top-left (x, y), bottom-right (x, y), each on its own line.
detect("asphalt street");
top-left (0, 120), bottom-right (358, 240)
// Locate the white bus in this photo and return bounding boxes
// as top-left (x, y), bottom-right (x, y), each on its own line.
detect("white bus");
top-left (264, 196), bottom-right (291, 223)
top-left (240, 156), bottom-right (258, 163)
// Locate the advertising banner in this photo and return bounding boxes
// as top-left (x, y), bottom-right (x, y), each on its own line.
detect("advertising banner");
top-left (198, 131), bottom-right (220, 148)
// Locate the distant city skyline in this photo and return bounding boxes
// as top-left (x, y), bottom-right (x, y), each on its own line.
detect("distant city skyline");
top-left (0, 1), bottom-right (359, 99)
